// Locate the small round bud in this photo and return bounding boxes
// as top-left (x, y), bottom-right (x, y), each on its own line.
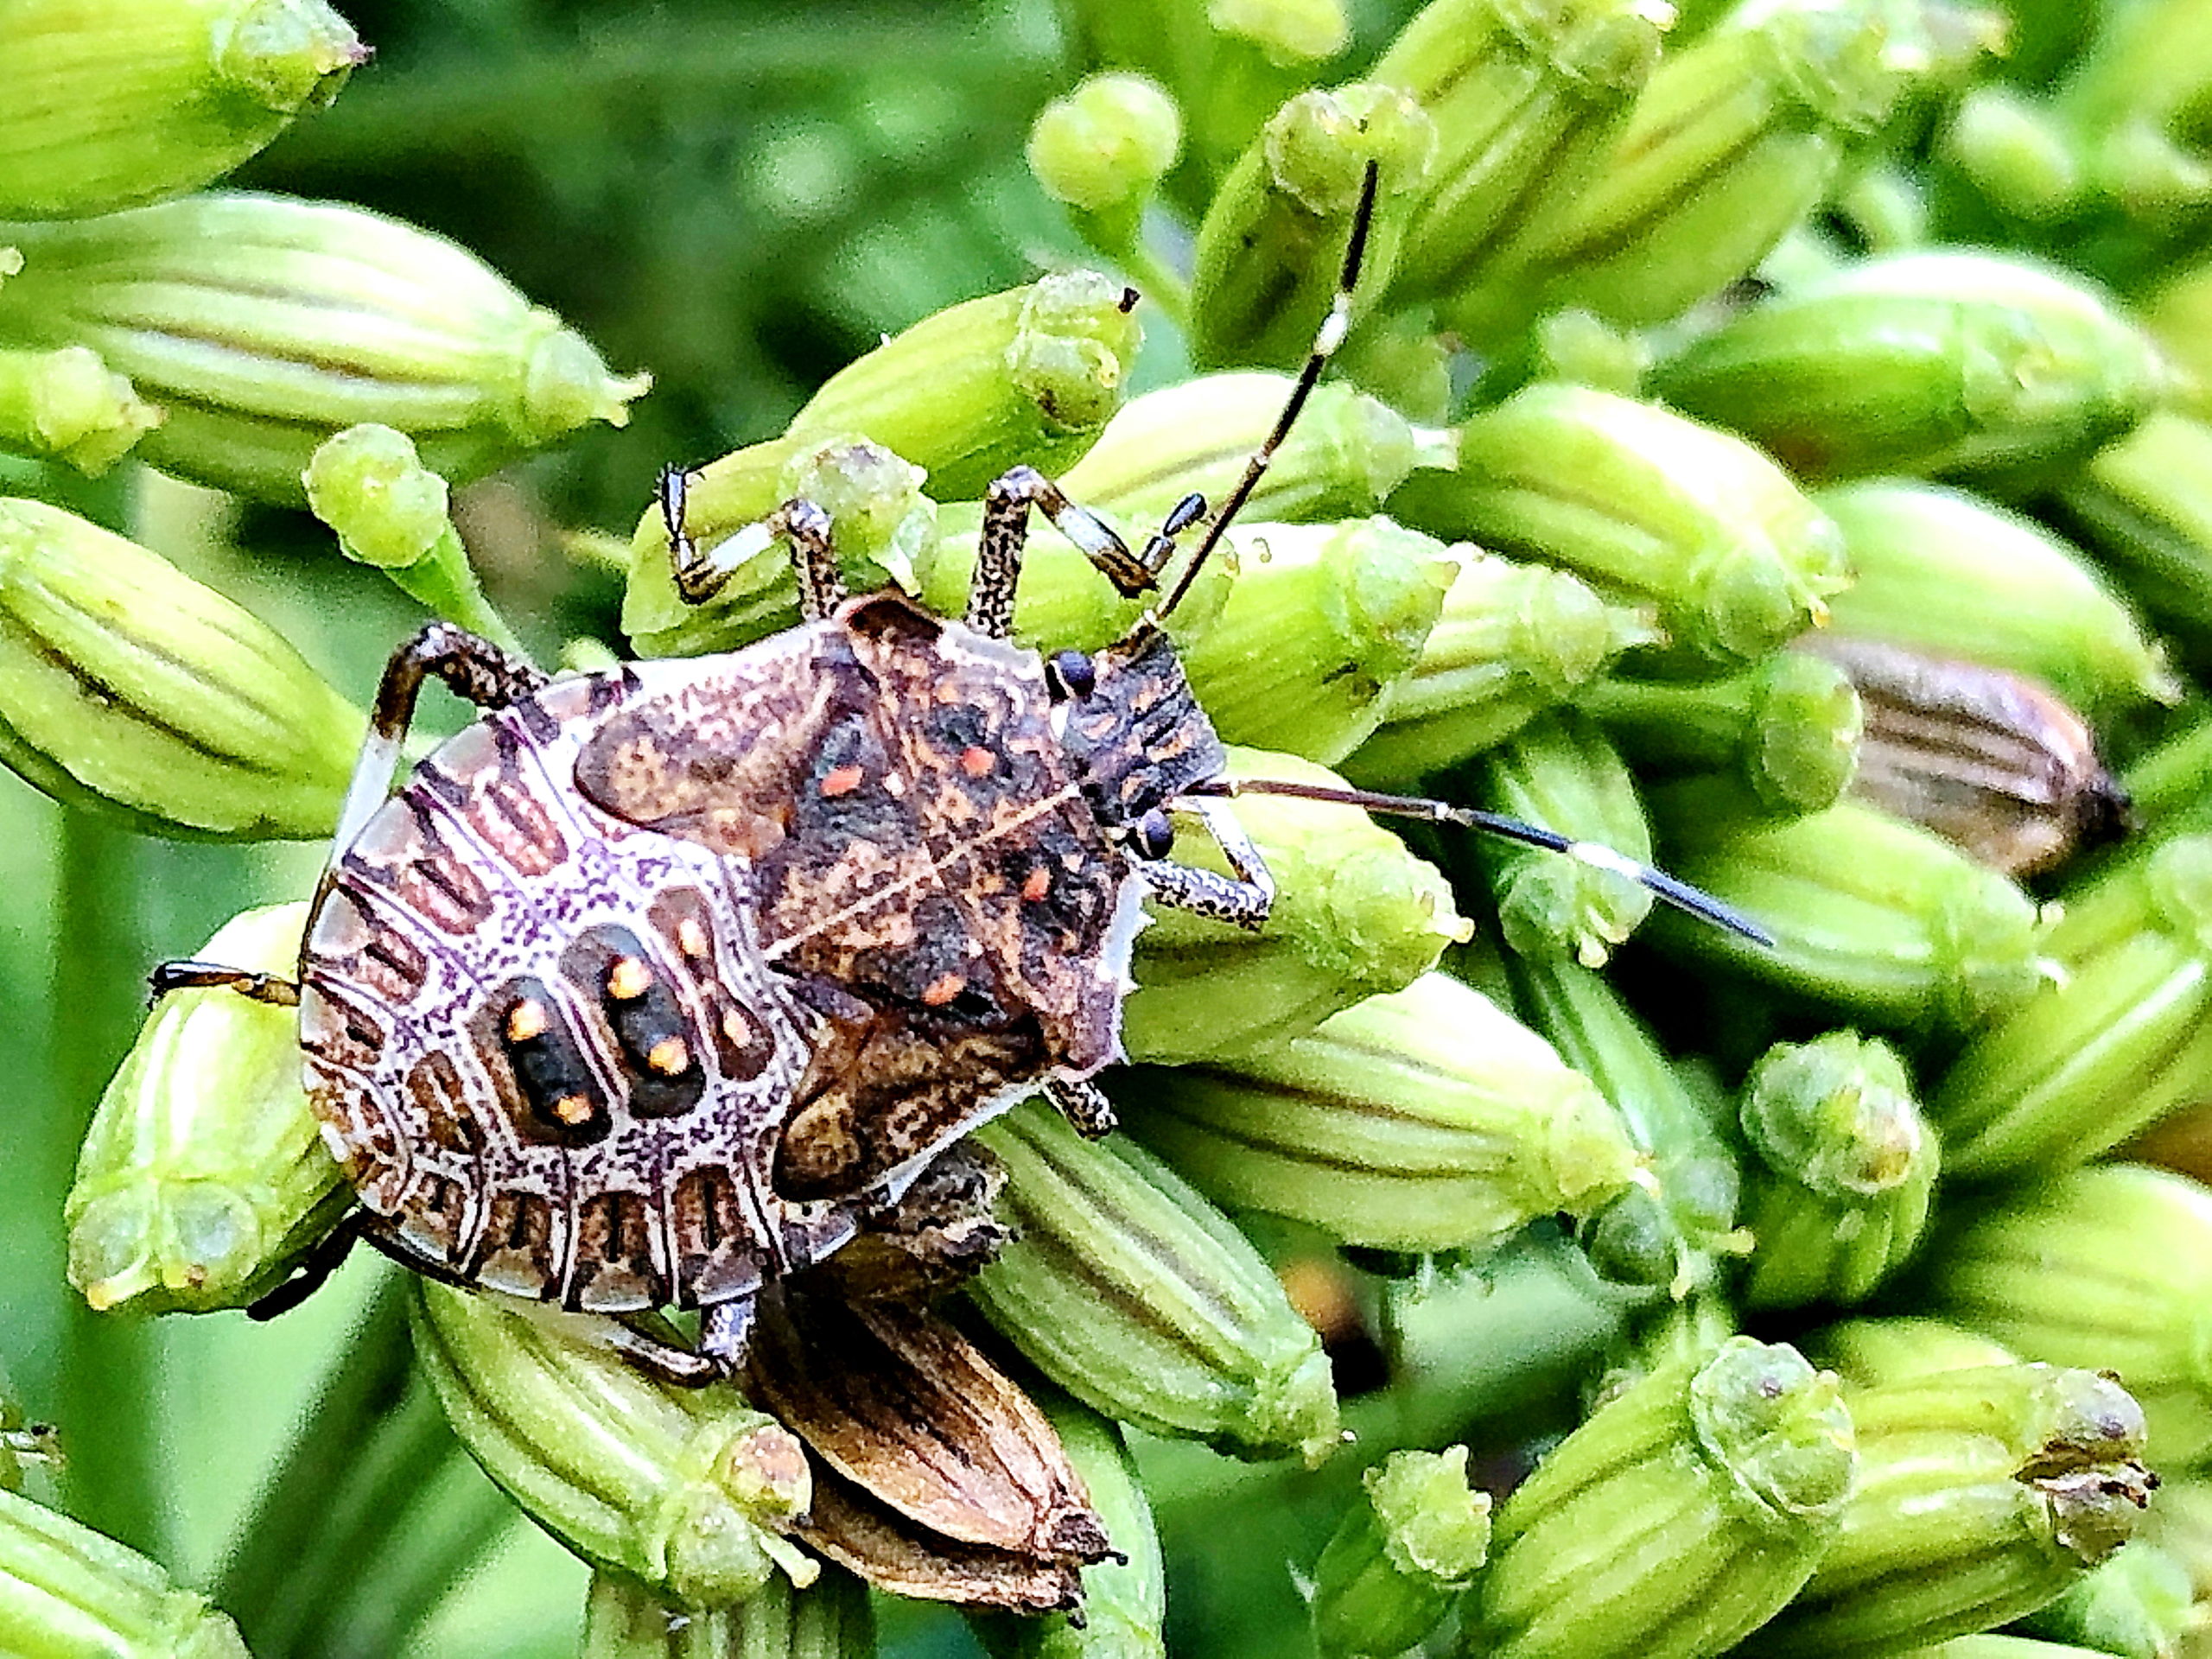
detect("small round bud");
top-left (1027, 74), bottom-right (1182, 213)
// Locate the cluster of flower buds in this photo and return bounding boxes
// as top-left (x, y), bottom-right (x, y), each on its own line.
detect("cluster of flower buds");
top-left (32, 0), bottom-right (2212, 1649)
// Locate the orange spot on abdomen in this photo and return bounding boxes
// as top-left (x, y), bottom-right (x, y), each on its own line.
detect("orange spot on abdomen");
top-left (921, 972), bottom-right (965, 1006)
top-left (959, 747), bottom-right (994, 778)
top-left (820, 764), bottom-right (864, 798)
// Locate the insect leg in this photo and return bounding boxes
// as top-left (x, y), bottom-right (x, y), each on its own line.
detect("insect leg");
top-left (247, 1211), bottom-right (366, 1321)
top-left (1135, 797), bottom-right (1274, 929)
top-left (1044, 1076), bottom-right (1117, 1139)
top-left (969, 465), bottom-right (1157, 639)
top-left (699, 1296), bottom-right (757, 1370)
top-left (604, 1313), bottom-right (728, 1387)
top-left (147, 960), bottom-right (301, 1006)
top-left (660, 466), bottom-right (842, 621)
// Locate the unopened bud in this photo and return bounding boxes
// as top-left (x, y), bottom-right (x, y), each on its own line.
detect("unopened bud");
top-left (0, 497), bottom-right (359, 837)
top-left (1376, 0), bottom-right (1664, 308)
top-left (1173, 518), bottom-right (1452, 764)
top-left (410, 1282), bottom-right (817, 1609)
top-left (1652, 251), bottom-right (2166, 489)
top-left (1737, 1031), bottom-right (1938, 1311)
top-left (0, 0), bottom-right (365, 218)
top-left (1643, 788), bottom-right (2049, 1033)
top-left (1188, 85), bottom-right (1433, 370)
top-left (789, 270), bottom-right (1141, 501)
top-left (1506, 951), bottom-right (1748, 1299)
top-left (1312, 1446), bottom-right (1491, 1659)
top-left (2052, 410), bottom-right (2212, 663)
top-left (1123, 748), bottom-right (1467, 1061)
top-left (0, 194), bottom-right (647, 503)
top-left (67, 902), bottom-right (340, 1314)
top-left (1758, 1365), bottom-right (2155, 1656)
top-left (1808, 1316), bottom-right (2018, 1389)
top-left (969, 1100), bottom-right (1340, 1465)
top-left (1449, 3), bottom-right (1909, 334)
top-left (1122, 970), bottom-right (1639, 1253)
top-left (1347, 547), bottom-right (1660, 789)
top-left (1933, 835), bottom-right (2212, 1176)
top-left (1819, 479), bottom-right (2179, 719)
top-left (1924, 1162), bottom-right (2212, 1465)
top-left (1028, 74), bottom-right (1183, 255)
top-left (624, 435), bottom-right (935, 658)
top-left (1390, 384), bottom-right (1850, 677)
top-left (0, 1486), bottom-right (251, 1657)
top-left (0, 345), bottom-right (161, 474)
top-left (1584, 650), bottom-right (1864, 818)
top-left (1467, 1339), bottom-right (1855, 1659)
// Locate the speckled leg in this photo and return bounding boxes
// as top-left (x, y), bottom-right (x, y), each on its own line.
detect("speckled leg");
top-left (969, 466), bottom-right (1160, 639)
top-left (659, 466), bottom-right (841, 621)
top-left (1044, 1077), bottom-right (1116, 1139)
top-left (1137, 798), bottom-right (1274, 930)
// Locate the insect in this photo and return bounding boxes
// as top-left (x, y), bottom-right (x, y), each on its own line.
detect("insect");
top-left (156, 167), bottom-right (1762, 1382)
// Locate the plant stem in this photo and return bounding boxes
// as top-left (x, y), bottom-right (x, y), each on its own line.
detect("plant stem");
top-left (48, 809), bottom-right (167, 1560)
top-left (215, 1274), bottom-right (511, 1658)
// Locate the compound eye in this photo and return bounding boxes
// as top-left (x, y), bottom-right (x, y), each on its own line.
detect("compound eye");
top-left (1134, 806), bottom-right (1175, 861)
top-left (1046, 649), bottom-right (1096, 702)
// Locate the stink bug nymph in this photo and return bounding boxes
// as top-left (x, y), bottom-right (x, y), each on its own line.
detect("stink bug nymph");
top-left (157, 166), bottom-right (1764, 1382)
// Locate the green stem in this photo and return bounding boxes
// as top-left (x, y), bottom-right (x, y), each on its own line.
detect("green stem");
top-left (48, 810), bottom-right (166, 1560)
top-left (387, 530), bottom-right (525, 656)
top-left (213, 1274), bottom-right (499, 1659)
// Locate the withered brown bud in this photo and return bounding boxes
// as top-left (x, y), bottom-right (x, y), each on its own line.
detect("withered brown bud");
top-left (1803, 636), bottom-right (2130, 878)
top-left (743, 1291), bottom-right (1110, 1614)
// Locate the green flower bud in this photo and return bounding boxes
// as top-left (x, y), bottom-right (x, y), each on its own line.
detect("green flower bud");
top-left (410, 1281), bottom-right (817, 1609)
top-left (304, 423), bottom-right (519, 649)
top-left (1475, 710), bottom-right (1655, 965)
top-left (2015, 1541), bottom-right (2195, 1659)
top-left (2143, 1472), bottom-right (2212, 1613)
top-left (1448, 3), bottom-right (1907, 335)
top-left (1311, 1446), bottom-right (1491, 1659)
top-left (1028, 74), bottom-right (1182, 260)
top-left (1346, 546), bottom-right (1661, 790)
top-left (1374, 0), bottom-right (1664, 307)
top-left (0, 1485), bottom-right (251, 1658)
top-left (1584, 651), bottom-right (1864, 818)
top-left (1057, 372), bottom-right (1447, 528)
top-left (1171, 518), bottom-right (1452, 764)
top-left (0, 497), bottom-right (359, 837)
top-left (2126, 710), bottom-right (2212, 843)
top-left (2052, 410), bottom-right (2212, 662)
top-left (1389, 384), bottom-right (1851, 677)
top-left (1753, 1365), bottom-right (2155, 1656)
top-left (1651, 251), bottom-right (2166, 489)
top-left (1939, 86), bottom-right (2087, 225)
top-left (1737, 1031), bottom-right (1938, 1311)
top-left (1468, 1338), bottom-right (1855, 1659)
top-left (969, 1390), bottom-right (1166, 1659)
top-left (1808, 1316), bottom-right (2018, 1389)
top-left (581, 1566), bottom-right (874, 1659)
top-left (1818, 479), bottom-right (2179, 718)
top-left (1903, 1639), bottom-right (2120, 1659)
top-left (789, 269), bottom-right (1141, 501)
top-left (1188, 85), bottom-right (1434, 371)
top-left (1586, 1294), bottom-right (1739, 1414)
top-left (1923, 1163), bottom-right (2212, 1465)
top-left (0, 0), bottom-right (366, 219)
top-left (1505, 951), bottom-right (1748, 1299)
top-left (1120, 970), bottom-right (1640, 1253)
top-left (0, 193), bottom-right (648, 504)
top-left (1931, 835), bottom-right (2212, 1176)
top-left (67, 901), bottom-right (342, 1314)
top-left (623, 435), bottom-right (937, 658)
top-left (1123, 747), bottom-right (1469, 1062)
top-left (968, 1099), bottom-right (1341, 1465)
top-left (1642, 789), bottom-right (2050, 1033)
top-left (0, 344), bottom-right (162, 474)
